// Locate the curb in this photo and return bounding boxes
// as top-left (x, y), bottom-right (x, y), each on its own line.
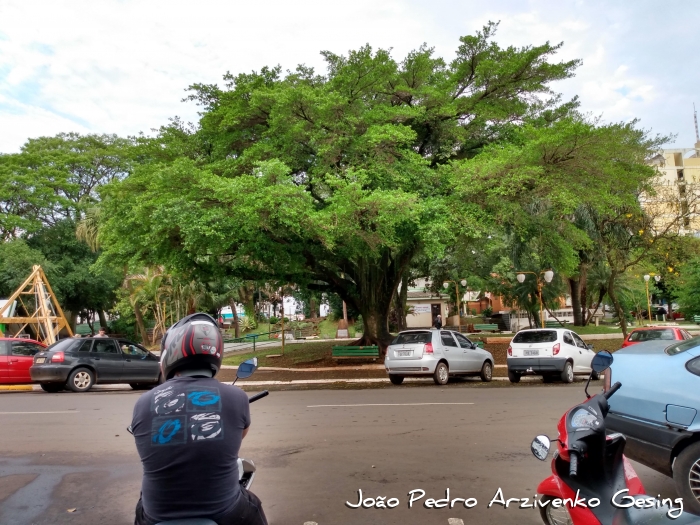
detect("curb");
top-left (230, 375), bottom-right (590, 386)
top-left (221, 364), bottom-right (508, 372)
top-left (0, 385), bottom-right (34, 391)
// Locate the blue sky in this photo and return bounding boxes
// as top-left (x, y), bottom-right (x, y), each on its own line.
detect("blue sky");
top-left (1, 0), bottom-right (698, 152)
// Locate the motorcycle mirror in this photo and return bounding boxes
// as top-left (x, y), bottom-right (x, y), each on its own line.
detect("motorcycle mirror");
top-left (127, 425), bottom-right (134, 435)
top-left (236, 358), bottom-right (259, 380)
top-left (531, 435), bottom-right (551, 461)
top-left (591, 351), bottom-right (613, 373)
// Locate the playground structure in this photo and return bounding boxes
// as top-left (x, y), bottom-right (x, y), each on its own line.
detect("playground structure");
top-left (0, 265), bottom-right (73, 345)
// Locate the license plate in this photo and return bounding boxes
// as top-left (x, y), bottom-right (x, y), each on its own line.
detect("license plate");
top-left (35, 357), bottom-right (46, 364)
top-left (524, 350), bottom-right (539, 356)
top-left (397, 350), bottom-right (412, 357)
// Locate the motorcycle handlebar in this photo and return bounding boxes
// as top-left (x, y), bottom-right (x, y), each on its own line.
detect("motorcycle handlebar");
top-left (248, 390), bottom-right (269, 403)
top-left (604, 381), bottom-right (621, 400)
top-left (569, 451), bottom-right (578, 477)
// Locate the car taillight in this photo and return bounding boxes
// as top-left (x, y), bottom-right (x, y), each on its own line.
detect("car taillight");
top-left (51, 351), bottom-right (64, 363)
top-left (604, 368), bottom-right (611, 391)
top-left (424, 343), bottom-right (434, 354)
top-left (507, 345), bottom-right (512, 356)
top-left (552, 343), bottom-right (560, 356)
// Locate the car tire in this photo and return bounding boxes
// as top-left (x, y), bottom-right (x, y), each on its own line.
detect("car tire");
top-left (673, 441), bottom-right (700, 514)
top-left (480, 361), bottom-right (493, 382)
top-left (67, 367), bottom-right (95, 392)
top-left (40, 383), bottom-right (64, 393)
top-left (508, 370), bottom-right (521, 383)
top-left (389, 375), bottom-right (404, 385)
top-left (560, 362), bottom-right (574, 383)
top-left (433, 362), bottom-right (449, 385)
top-left (539, 495), bottom-right (573, 525)
top-left (591, 370), bottom-right (600, 381)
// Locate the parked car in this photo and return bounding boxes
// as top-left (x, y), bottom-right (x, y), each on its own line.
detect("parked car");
top-left (30, 337), bottom-right (161, 392)
top-left (0, 338), bottom-right (47, 384)
top-left (384, 329), bottom-right (494, 385)
top-left (621, 326), bottom-right (693, 348)
top-left (606, 339), bottom-right (700, 514)
top-left (506, 328), bottom-right (596, 383)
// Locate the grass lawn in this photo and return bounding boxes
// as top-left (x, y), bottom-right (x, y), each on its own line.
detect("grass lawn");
top-left (223, 341), bottom-right (342, 368)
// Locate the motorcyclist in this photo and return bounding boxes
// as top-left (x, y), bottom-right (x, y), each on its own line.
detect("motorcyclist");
top-left (130, 312), bottom-right (268, 525)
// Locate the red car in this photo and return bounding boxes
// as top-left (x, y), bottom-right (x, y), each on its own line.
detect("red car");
top-left (0, 338), bottom-right (47, 383)
top-left (621, 326), bottom-right (693, 348)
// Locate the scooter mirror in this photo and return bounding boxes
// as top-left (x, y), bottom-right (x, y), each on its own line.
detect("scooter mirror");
top-left (236, 358), bottom-right (259, 379)
top-left (531, 435), bottom-right (551, 461)
top-left (591, 351), bottom-right (613, 373)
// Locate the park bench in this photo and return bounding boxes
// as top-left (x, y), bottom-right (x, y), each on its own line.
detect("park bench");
top-left (545, 320), bottom-right (565, 328)
top-left (473, 324), bottom-right (499, 332)
top-left (694, 315), bottom-right (700, 324)
top-left (332, 345), bottom-right (380, 360)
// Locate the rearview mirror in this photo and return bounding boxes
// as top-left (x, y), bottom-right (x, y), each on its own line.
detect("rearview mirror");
top-left (591, 351), bottom-right (613, 373)
top-left (587, 344), bottom-right (595, 351)
top-left (236, 358), bottom-right (258, 379)
top-left (531, 435), bottom-right (551, 461)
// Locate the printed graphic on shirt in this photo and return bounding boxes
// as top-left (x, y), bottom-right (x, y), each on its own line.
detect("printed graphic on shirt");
top-left (152, 385), bottom-right (186, 415)
top-left (151, 416), bottom-right (186, 445)
top-left (186, 387), bottom-right (221, 412)
top-left (188, 412), bottom-right (224, 441)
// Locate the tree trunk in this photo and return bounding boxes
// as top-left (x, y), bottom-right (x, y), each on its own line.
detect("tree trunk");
top-left (606, 271), bottom-right (628, 337)
top-left (98, 310), bottom-right (108, 332)
top-left (310, 297), bottom-right (317, 319)
top-left (132, 301), bottom-right (149, 345)
top-left (569, 278), bottom-right (583, 326)
top-left (397, 272), bottom-right (409, 331)
top-left (229, 299), bottom-right (240, 339)
top-left (579, 266), bottom-right (589, 326)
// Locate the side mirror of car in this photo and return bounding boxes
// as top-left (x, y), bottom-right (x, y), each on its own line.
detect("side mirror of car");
top-left (587, 344), bottom-right (595, 351)
top-left (531, 435), bottom-right (551, 461)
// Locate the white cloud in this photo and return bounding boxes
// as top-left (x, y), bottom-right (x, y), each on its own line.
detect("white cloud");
top-left (1, 0), bottom-right (698, 152)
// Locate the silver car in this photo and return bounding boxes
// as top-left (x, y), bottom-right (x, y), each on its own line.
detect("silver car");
top-left (384, 329), bottom-right (494, 385)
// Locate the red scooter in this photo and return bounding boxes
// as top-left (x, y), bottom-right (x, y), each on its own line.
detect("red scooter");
top-left (530, 351), bottom-right (699, 525)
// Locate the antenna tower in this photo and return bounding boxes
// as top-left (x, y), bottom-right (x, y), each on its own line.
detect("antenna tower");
top-left (695, 103), bottom-right (699, 143)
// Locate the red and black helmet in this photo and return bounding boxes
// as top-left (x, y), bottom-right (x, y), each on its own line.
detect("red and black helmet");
top-left (160, 313), bottom-right (224, 379)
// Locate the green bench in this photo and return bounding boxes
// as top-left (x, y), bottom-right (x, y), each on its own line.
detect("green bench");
top-left (332, 345), bottom-right (380, 360)
top-left (473, 324), bottom-right (499, 332)
top-left (545, 321), bottom-right (564, 328)
top-left (694, 315), bottom-right (700, 324)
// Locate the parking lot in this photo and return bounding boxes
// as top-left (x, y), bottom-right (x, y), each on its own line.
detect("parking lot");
top-left (0, 384), bottom-right (677, 525)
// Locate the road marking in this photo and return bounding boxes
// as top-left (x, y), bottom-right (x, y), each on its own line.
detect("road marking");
top-left (448, 519), bottom-right (465, 525)
top-left (307, 402), bottom-right (475, 408)
top-left (0, 411), bottom-right (80, 415)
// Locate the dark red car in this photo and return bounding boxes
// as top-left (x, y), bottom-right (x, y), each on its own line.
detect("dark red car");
top-left (621, 326), bottom-right (693, 348)
top-left (0, 338), bottom-right (47, 383)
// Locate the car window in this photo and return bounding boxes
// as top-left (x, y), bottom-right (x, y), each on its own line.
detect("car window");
top-left (11, 341), bottom-right (44, 356)
top-left (0, 340), bottom-right (8, 356)
top-left (682, 330), bottom-right (693, 340)
top-left (687, 356), bottom-right (700, 377)
top-left (571, 333), bottom-right (587, 348)
top-left (453, 333), bottom-right (473, 349)
top-left (440, 332), bottom-right (459, 347)
top-left (391, 332), bottom-right (432, 345)
top-left (628, 329), bottom-right (675, 342)
top-left (119, 341), bottom-right (149, 357)
top-left (666, 339), bottom-right (700, 355)
top-left (563, 333), bottom-right (574, 346)
top-left (74, 339), bottom-right (93, 352)
top-left (92, 340), bottom-right (118, 354)
top-left (45, 338), bottom-right (83, 353)
top-left (512, 330), bottom-right (558, 343)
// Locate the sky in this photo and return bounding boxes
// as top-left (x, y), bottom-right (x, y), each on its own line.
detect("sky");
top-left (1, 0), bottom-right (699, 153)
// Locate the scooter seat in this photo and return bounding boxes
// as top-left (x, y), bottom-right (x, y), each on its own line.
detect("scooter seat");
top-left (158, 518), bottom-right (217, 525)
top-left (612, 499), bottom-right (699, 525)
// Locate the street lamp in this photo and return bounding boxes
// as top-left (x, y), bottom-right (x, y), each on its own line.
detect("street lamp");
top-left (443, 279), bottom-right (468, 318)
top-left (643, 275), bottom-right (652, 324)
top-left (516, 270), bottom-right (555, 328)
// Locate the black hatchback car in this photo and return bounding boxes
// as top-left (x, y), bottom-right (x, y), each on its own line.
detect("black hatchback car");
top-left (30, 337), bottom-right (161, 392)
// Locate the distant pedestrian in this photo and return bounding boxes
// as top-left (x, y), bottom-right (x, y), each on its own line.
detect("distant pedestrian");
top-left (434, 314), bottom-right (442, 329)
top-left (95, 327), bottom-right (108, 338)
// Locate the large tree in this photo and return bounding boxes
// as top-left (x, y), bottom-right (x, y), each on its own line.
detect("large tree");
top-left (99, 24), bottom-right (580, 347)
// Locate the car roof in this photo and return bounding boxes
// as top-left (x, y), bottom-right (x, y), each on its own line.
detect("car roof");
top-left (516, 328), bottom-right (569, 333)
top-left (615, 340), bottom-right (683, 355)
top-left (628, 326), bottom-right (677, 332)
top-left (0, 337), bottom-right (45, 345)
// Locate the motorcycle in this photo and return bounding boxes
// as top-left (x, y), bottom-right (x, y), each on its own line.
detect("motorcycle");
top-left (530, 351), bottom-right (699, 525)
top-left (127, 357), bottom-right (268, 525)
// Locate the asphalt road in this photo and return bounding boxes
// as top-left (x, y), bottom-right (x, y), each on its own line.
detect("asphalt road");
top-left (0, 385), bottom-right (677, 525)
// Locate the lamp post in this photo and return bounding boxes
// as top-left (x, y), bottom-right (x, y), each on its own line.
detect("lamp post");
top-left (644, 274), bottom-right (662, 323)
top-left (443, 279), bottom-right (468, 318)
top-left (516, 270), bottom-right (555, 328)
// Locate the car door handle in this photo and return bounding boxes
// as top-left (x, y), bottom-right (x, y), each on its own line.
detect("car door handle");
top-left (9, 359), bottom-right (18, 363)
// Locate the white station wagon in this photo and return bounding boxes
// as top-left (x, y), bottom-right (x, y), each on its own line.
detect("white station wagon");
top-left (506, 328), bottom-right (597, 383)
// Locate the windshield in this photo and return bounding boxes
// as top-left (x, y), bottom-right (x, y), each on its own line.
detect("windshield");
top-left (391, 332), bottom-right (432, 345)
top-left (44, 338), bottom-right (82, 353)
top-left (666, 339), bottom-right (700, 356)
top-left (629, 329), bottom-right (675, 342)
top-left (513, 330), bottom-right (557, 344)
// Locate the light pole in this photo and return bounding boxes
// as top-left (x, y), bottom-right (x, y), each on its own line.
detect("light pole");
top-left (644, 274), bottom-right (662, 323)
top-left (516, 270), bottom-right (555, 328)
top-left (443, 279), bottom-right (468, 318)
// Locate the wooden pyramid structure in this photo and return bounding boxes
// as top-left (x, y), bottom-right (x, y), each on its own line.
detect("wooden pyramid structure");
top-left (0, 265), bottom-right (73, 345)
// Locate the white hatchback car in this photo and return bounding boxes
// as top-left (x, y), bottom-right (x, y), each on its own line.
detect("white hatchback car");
top-left (506, 328), bottom-right (597, 383)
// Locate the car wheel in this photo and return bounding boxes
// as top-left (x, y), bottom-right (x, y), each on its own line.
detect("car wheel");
top-left (433, 362), bottom-right (449, 385)
top-left (673, 441), bottom-right (700, 514)
top-left (539, 495), bottom-right (573, 525)
top-left (40, 383), bottom-right (64, 393)
top-left (591, 370), bottom-right (600, 381)
top-left (560, 362), bottom-right (574, 383)
top-left (67, 368), bottom-right (95, 392)
top-left (480, 361), bottom-right (493, 382)
top-left (389, 375), bottom-right (404, 385)
top-left (508, 370), bottom-right (521, 383)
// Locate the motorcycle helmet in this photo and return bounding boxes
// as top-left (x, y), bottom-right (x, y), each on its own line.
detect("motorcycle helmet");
top-left (160, 312), bottom-right (224, 379)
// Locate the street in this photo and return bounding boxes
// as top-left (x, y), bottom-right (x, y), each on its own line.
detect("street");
top-left (0, 385), bottom-right (676, 525)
